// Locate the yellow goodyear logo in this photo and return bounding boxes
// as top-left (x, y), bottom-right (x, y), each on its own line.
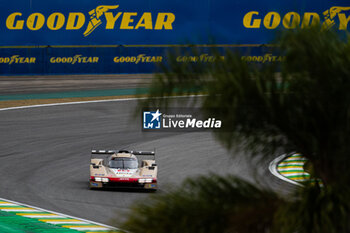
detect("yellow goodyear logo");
top-left (5, 4), bottom-right (175, 37)
top-left (113, 54), bottom-right (163, 64)
top-left (243, 6), bottom-right (350, 30)
top-left (50, 55), bottom-right (99, 64)
top-left (0, 55), bottom-right (36, 65)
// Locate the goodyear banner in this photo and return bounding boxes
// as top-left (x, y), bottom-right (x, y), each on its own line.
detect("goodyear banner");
top-left (0, 0), bottom-right (349, 75)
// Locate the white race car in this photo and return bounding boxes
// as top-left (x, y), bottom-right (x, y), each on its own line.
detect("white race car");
top-left (89, 149), bottom-right (157, 191)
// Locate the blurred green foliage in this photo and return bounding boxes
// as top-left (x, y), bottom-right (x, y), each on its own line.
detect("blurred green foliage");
top-left (122, 175), bottom-right (284, 233)
top-left (276, 185), bottom-right (350, 233)
top-left (124, 27), bottom-right (350, 232)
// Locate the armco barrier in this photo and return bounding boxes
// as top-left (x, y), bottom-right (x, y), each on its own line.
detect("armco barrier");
top-left (0, 0), bottom-right (349, 75)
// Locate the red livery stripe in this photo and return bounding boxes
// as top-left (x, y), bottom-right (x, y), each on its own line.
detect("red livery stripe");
top-left (90, 176), bottom-right (157, 183)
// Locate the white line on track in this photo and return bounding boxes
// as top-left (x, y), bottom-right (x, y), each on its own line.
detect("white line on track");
top-left (0, 95), bottom-right (205, 112)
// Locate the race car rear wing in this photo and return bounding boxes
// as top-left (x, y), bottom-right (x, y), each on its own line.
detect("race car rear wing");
top-left (91, 150), bottom-right (118, 154)
top-left (91, 149), bottom-right (156, 168)
top-left (91, 149), bottom-right (155, 156)
top-left (91, 149), bottom-right (156, 164)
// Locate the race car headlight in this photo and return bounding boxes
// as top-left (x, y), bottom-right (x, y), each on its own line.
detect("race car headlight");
top-left (95, 177), bottom-right (109, 182)
top-left (138, 178), bottom-right (153, 183)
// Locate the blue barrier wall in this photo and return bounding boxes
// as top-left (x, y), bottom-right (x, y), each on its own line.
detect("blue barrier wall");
top-left (0, 0), bottom-right (349, 75)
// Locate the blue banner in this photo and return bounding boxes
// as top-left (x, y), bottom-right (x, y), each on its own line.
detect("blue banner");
top-left (0, 46), bottom-right (283, 75)
top-left (0, 0), bottom-right (349, 74)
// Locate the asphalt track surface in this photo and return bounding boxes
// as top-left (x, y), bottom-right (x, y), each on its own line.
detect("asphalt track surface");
top-left (0, 98), bottom-right (294, 227)
top-left (0, 74), bottom-right (153, 95)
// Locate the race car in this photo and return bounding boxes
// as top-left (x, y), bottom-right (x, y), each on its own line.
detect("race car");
top-left (89, 149), bottom-right (157, 190)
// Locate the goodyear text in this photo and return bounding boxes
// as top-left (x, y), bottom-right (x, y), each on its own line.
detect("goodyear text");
top-left (0, 55), bottom-right (36, 65)
top-left (243, 7), bottom-right (350, 30)
top-left (50, 55), bottom-right (99, 64)
top-left (6, 10), bottom-right (175, 36)
top-left (113, 54), bottom-right (163, 64)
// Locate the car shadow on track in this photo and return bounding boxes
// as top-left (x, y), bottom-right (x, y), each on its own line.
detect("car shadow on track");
top-left (88, 186), bottom-right (157, 193)
top-left (74, 180), bottom-right (159, 193)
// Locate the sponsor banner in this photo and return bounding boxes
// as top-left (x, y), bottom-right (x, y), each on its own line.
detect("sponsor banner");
top-left (0, 0), bottom-right (348, 74)
top-left (0, 46), bottom-right (283, 75)
top-left (0, 0), bottom-right (349, 46)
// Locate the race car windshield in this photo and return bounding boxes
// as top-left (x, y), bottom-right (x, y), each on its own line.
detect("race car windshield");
top-left (109, 158), bottom-right (138, 169)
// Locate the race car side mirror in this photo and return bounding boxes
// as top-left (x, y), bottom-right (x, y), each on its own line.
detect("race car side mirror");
top-left (152, 163), bottom-right (157, 166)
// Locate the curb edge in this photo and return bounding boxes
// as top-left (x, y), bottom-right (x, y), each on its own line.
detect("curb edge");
top-left (269, 153), bottom-right (304, 187)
